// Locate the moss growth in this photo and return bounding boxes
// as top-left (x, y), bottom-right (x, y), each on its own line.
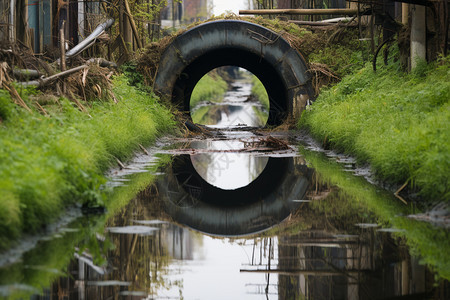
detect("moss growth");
top-left (0, 75), bottom-right (175, 250)
top-left (300, 58), bottom-right (450, 202)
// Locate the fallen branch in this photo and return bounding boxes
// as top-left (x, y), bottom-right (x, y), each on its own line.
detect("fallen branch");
top-left (289, 20), bottom-right (358, 27)
top-left (3, 82), bottom-right (33, 113)
top-left (63, 19), bottom-right (114, 61)
top-left (138, 144), bottom-right (150, 155)
top-left (17, 65), bottom-right (89, 88)
top-left (34, 101), bottom-right (49, 116)
top-left (12, 69), bottom-right (41, 80)
top-left (394, 179), bottom-right (409, 205)
top-left (115, 157), bottom-right (126, 170)
top-left (1, 62), bottom-right (33, 112)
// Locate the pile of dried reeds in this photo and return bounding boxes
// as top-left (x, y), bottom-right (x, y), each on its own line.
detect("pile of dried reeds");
top-left (1, 42), bottom-right (117, 115)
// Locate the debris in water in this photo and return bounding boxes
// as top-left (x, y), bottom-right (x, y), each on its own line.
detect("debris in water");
top-left (377, 228), bottom-right (406, 233)
top-left (355, 223), bottom-right (379, 228)
top-left (243, 136), bottom-right (290, 151)
top-left (133, 220), bottom-right (168, 225)
top-left (86, 281), bottom-right (131, 286)
top-left (333, 234), bottom-right (359, 239)
top-left (106, 225), bottom-right (159, 235)
top-left (120, 291), bottom-right (148, 296)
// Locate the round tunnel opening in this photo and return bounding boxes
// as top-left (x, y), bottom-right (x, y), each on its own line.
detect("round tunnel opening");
top-left (173, 47), bottom-right (289, 126)
top-left (190, 66), bottom-right (270, 127)
top-left (154, 20), bottom-right (312, 126)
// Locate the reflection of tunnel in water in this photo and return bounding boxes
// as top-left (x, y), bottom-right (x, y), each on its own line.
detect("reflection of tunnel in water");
top-left (190, 142), bottom-right (269, 190)
top-left (156, 155), bottom-right (313, 236)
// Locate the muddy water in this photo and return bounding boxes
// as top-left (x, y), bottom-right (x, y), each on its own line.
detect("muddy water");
top-left (0, 129), bottom-right (448, 300)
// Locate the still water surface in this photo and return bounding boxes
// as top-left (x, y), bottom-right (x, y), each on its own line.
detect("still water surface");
top-left (0, 130), bottom-right (448, 299)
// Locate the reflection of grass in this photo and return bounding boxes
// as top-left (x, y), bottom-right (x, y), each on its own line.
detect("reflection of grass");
top-left (252, 106), bottom-right (269, 126)
top-left (191, 106), bottom-right (211, 124)
top-left (0, 154), bottom-right (173, 299)
top-left (0, 214), bottom-right (108, 299)
top-left (191, 105), bottom-right (222, 125)
top-left (299, 58), bottom-right (450, 201)
top-left (299, 146), bottom-right (450, 280)
top-left (106, 154), bottom-right (172, 217)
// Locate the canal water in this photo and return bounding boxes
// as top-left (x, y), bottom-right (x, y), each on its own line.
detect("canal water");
top-left (0, 81), bottom-right (448, 299)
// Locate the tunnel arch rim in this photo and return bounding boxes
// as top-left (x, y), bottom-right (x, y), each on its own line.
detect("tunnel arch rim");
top-left (154, 19), bottom-right (312, 126)
top-left (179, 48), bottom-right (289, 125)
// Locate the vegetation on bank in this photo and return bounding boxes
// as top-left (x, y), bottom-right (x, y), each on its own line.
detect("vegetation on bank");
top-left (299, 57), bottom-right (450, 202)
top-left (190, 73), bottom-right (228, 124)
top-left (190, 73), bottom-right (228, 109)
top-left (0, 75), bottom-right (175, 251)
top-left (250, 75), bottom-right (269, 111)
top-left (249, 75), bottom-right (270, 125)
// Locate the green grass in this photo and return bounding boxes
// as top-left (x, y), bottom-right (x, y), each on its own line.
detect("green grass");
top-left (189, 73), bottom-right (227, 109)
top-left (299, 57), bottom-right (450, 202)
top-left (249, 75), bottom-right (269, 125)
top-left (0, 75), bottom-right (175, 250)
top-left (250, 75), bottom-right (269, 110)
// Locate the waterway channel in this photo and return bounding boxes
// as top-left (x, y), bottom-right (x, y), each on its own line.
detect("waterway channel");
top-left (0, 79), bottom-right (448, 299)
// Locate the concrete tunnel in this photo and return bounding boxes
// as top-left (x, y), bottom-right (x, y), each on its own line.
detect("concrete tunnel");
top-left (154, 20), bottom-right (313, 126)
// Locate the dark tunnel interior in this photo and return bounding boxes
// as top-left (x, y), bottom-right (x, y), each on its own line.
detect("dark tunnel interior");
top-left (172, 47), bottom-right (289, 125)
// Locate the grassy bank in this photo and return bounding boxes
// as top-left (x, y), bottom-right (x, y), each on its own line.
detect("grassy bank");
top-left (299, 58), bottom-right (450, 202)
top-left (190, 73), bottom-right (227, 108)
top-left (250, 75), bottom-right (270, 125)
top-left (190, 73), bottom-right (228, 124)
top-left (250, 75), bottom-right (269, 110)
top-left (0, 75), bottom-right (175, 250)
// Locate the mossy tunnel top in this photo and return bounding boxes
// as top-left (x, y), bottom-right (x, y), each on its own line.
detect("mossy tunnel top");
top-left (154, 20), bottom-right (312, 125)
